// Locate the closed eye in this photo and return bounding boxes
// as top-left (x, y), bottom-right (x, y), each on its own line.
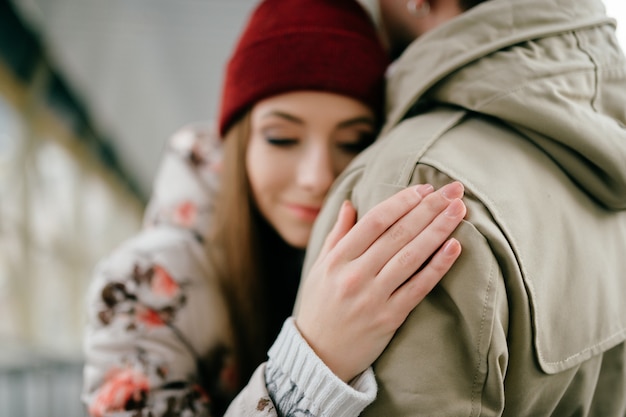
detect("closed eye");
top-left (339, 142), bottom-right (370, 153)
top-left (266, 137), bottom-right (299, 146)
top-left (337, 132), bottom-right (376, 153)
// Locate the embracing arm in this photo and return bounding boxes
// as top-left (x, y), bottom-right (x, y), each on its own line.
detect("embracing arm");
top-left (296, 165), bottom-right (510, 415)
top-left (257, 183), bottom-right (467, 417)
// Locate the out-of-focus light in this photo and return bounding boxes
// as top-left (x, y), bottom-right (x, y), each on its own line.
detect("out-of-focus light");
top-left (603, 0), bottom-right (626, 49)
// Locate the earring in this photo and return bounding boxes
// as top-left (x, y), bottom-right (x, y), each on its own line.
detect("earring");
top-left (406, 0), bottom-right (431, 17)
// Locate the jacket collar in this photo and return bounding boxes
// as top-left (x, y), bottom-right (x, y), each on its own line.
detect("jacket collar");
top-left (383, 0), bottom-right (611, 136)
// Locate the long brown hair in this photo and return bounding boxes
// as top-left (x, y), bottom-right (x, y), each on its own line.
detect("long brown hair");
top-left (210, 113), bottom-right (267, 383)
top-left (210, 113), bottom-right (305, 387)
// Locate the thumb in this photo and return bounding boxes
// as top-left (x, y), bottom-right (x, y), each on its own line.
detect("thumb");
top-left (319, 200), bottom-right (356, 258)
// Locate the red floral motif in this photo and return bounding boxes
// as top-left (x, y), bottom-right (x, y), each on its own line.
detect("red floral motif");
top-left (173, 201), bottom-right (197, 228)
top-left (151, 265), bottom-right (179, 297)
top-left (136, 304), bottom-right (166, 327)
top-left (89, 368), bottom-right (150, 417)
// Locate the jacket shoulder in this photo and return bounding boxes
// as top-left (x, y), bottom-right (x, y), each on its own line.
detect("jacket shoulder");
top-left (358, 109), bottom-right (626, 374)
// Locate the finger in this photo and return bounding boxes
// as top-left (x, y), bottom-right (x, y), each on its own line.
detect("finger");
top-left (377, 198), bottom-right (466, 294)
top-left (359, 182), bottom-right (464, 276)
top-left (336, 184), bottom-right (434, 260)
top-left (318, 200), bottom-right (357, 259)
top-left (439, 181), bottom-right (464, 201)
top-left (389, 237), bottom-right (462, 317)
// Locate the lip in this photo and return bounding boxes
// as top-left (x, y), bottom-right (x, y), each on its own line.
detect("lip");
top-left (285, 203), bottom-right (321, 222)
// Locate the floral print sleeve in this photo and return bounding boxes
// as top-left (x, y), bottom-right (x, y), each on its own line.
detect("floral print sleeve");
top-left (143, 121), bottom-right (223, 240)
top-left (82, 123), bottom-right (242, 416)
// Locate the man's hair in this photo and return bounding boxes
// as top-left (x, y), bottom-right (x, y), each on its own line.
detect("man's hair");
top-left (459, 0), bottom-right (489, 11)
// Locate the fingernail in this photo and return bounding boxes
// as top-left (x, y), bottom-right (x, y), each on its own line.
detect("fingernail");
top-left (415, 184), bottom-right (434, 196)
top-left (441, 181), bottom-right (464, 200)
top-left (444, 199), bottom-right (464, 217)
top-left (443, 238), bottom-right (460, 255)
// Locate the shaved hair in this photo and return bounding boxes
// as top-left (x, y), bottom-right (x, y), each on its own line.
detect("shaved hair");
top-left (459, 0), bottom-right (489, 10)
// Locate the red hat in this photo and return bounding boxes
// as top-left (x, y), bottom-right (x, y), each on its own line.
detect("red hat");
top-left (218, 0), bottom-right (390, 137)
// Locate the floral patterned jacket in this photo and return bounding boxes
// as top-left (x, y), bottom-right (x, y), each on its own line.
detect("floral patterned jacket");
top-left (82, 122), bottom-right (239, 416)
top-left (82, 123), bottom-right (376, 417)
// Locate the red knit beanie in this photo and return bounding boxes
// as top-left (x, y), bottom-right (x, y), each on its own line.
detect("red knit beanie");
top-left (218, 0), bottom-right (390, 137)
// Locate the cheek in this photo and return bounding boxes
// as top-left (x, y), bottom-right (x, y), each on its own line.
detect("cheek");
top-left (246, 147), bottom-right (290, 201)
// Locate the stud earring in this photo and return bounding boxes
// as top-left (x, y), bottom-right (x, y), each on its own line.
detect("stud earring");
top-left (406, 0), bottom-right (431, 17)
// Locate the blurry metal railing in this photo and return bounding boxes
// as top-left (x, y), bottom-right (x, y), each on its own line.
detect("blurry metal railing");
top-left (0, 346), bottom-right (85, 417)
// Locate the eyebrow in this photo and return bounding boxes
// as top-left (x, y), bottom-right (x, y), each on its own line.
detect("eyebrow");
top-left (262, 111), bottom-right (375, 128)
top-left (337, 116), bottom-right (376, 129)
top-left (261, 111), bottom-right (304, 124)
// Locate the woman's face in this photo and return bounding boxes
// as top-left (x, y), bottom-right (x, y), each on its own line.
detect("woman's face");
top-left (247, 91), bottom-right (376, 249)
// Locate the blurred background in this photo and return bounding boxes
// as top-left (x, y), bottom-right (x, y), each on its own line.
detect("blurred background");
top-left (0, 0), bottom-right (624, 415)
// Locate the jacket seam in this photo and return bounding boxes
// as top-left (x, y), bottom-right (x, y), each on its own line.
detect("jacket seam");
top-left (469, 237), bottom-right (496, 417)
top-left (572, 31), bottom-right (600, 113)
top-left (473, 66), bottom-right (596, 112)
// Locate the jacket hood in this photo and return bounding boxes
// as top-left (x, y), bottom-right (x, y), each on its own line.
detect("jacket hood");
top-left (384, 0), bottom-right (626, 209)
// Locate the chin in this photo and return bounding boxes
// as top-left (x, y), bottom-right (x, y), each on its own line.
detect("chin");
top-left (274, 222), bottom-right (311, 249)
top-left (281, 231), bottom-right (310, 250)
top-left (286, 237), bottom-right (308, 250)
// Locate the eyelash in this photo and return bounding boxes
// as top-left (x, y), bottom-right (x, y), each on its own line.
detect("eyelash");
top-left (265, 133), bottom-right (374, 152)
top-left (341, 132), bottom-right (375, 153)
top-left (266, 137), bottom-right (298, 146)
top-left (339, 142), bottom-right (369, 153)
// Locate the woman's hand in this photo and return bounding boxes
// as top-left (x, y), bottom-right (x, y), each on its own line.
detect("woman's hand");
top-left (296, 182), bottom-right (466, 382)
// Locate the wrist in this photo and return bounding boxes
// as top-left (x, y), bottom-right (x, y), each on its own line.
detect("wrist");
top-left (266, 317), bottom-right (377, 417)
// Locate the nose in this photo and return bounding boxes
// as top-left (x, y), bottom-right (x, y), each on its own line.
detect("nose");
top-left (296, 144), bottom-right (336, 196)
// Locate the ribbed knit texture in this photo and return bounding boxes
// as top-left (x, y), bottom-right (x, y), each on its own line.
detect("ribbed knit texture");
top-left (266, 317), bottom-right (377, 417)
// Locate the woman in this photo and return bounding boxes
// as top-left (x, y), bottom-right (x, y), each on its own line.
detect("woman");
top-left (81, 0), bottom-right (466, 416)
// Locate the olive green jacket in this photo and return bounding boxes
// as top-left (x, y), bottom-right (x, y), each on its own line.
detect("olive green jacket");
top-left (299, 0), bottom-right (626, 414)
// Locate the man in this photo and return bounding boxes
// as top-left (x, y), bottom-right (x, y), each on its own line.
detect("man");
top-left (298, 0), bottom-right (626, 414)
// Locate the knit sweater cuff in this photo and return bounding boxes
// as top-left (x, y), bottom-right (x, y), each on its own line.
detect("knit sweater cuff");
top-left (265, 317), bottom-right (377, 417)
